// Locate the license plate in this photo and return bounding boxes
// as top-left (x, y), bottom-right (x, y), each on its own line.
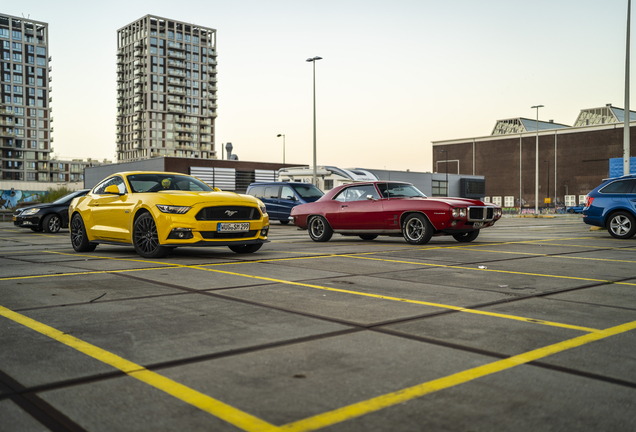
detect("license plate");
top-left (472, 222), bottom-right (484, 228)
top-left (217, 222), bottom-right (250, 232)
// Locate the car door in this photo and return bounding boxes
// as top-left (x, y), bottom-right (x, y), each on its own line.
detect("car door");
top-left (262, 185), bottom-right (282, 220)
top-left (88, 176), bottom-right (135, 240)
top-left (331, 184), bottom-right (385, 230)
top-left (279, 185), bottom-right (299, 220)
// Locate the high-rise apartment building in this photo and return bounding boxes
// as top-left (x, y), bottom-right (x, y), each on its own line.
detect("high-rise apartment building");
top-left (116, 15), bottom-right (218, 162)
top-left (0, 13), bottom-right (53, 181)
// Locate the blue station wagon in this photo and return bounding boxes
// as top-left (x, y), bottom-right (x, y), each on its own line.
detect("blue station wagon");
top-left (246, 182), bottom-right (324, 224)
top-left (583, 174), bottom-right (636, 239)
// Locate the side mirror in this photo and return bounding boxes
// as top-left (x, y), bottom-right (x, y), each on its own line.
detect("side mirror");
top-left (105, 185), bottom-right (121, 195)
top-left (213, 187), bottom-right (221, 192)
top-left (366, 195), bottom-right (376, 201)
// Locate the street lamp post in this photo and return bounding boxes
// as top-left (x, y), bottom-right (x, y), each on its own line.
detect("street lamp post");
top-left (277, 134), bottom-right (285, 165)
top-left (306, 56), bottom-right (322, 186)
top-left (543, 160), bottom-right (550, 208)
top-left (440, 149), bottom-right (449, 196)
top-left (531, 105), bottom-right (544, 214)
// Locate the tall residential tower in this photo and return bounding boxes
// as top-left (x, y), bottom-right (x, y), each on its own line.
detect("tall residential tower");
top-left (116, 15), bottom-right (217, 162)
top-left (0, 13), bottom-right (52, 181)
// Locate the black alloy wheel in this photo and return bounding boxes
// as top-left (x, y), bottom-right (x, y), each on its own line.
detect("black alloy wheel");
top-left (452, 230), bottom-right (480, 243)
top-left (402, 213), bottom-right (433, 245)
top-left (228, 244), bottom-right (263, 254)
top-left (308, 216), bottom-right (333, 242)
top-left (43, 214), bottom-right (62, 233)
top-left (133, 213), bottom-right (170, 258)
top-left (70, 214), bottom-right (97, 252)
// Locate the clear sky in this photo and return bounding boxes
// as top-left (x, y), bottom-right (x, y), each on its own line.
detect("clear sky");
top-left (3, 0), bottom-right (631, 172)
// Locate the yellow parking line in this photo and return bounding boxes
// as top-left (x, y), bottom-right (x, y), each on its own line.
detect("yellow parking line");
top-left (0, 305), bottom-right (280, 432)
top-left (190, 266), bottom-right (600, 333)
top-left (279, 319), bottom-right (636, 432)
top-left (1, 302), bottom-right (630, 432)
top-left (345, 255), bottom-right (636, 287)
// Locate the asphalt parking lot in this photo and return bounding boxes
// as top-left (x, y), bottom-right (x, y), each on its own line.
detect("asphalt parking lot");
top-left (1, 215), bottom-right (635, 432)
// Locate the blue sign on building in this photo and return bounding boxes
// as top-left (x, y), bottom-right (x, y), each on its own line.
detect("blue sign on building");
top-left (609, 157), bottom-right (636, 178)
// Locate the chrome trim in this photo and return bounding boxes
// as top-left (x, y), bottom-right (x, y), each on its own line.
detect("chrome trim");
top-left (467, 206), bottom-right (496, 222)
top-left (335, 229), bottom-right (402, 234)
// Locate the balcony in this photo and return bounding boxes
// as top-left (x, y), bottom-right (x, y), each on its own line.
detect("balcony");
top-left (0, 108), bottom-right (14, 116)
top-left (0, 119), bottom-right (14, 126)
top-left (168, 60), bottom-right (186, 69)
top-left (167, 87), bottom-right (186, 95)
top-left (199, 119), bottom-right (212, 126)
top-left (167, 106), bottom-right (186, 114)
top-left (168, 69), bottom-right (185, 77)
top-left (175, 116), bottom-right (197, 124)
top-left (200, 127), bottom-right (211, 135)
top-left (167, 96), bottom-right (184, 104)
top-left (176, 134), bottom-right (195, 141)
top-left (208, 76), bottom-right (218, 83)
top-left (175, 125), bottom-right (197, 132)
top-left (168, 77), bottom-right (186, 86)
top-left (208, 85), bottom-right (218, 92)
top-left (134, 96), bottom-right (143, 105)
top-left (167, 50), bottom-right (186, 59)
top-left (200, 137), bottom-right (212, 143)
top-left (167, 41), bottom-right (185, 50)
top-left (0, 130), bottom-right (16, 138)
top-left (117, 49), bottom-right (124, 57)
top-left (134, 69), bottom-right (144, 77)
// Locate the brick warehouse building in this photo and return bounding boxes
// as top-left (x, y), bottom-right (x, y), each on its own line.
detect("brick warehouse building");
top-left (432, 105), bottom-right (636, 211)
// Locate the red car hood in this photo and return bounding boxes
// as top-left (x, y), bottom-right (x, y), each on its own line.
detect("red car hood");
top-left (413, 197), bottom-right (488, 207)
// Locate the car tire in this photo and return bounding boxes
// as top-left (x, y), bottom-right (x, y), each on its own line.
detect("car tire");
top-left (308, 216), bottom-right (333, 242)
top-left (568, 209), bottom-right (575, 214)
top-left (607, 211), bottom-right (636, 239)
top-left (280, 220), bottom-right (290, 225)
top-left (43, 214), bottom-right (62, 233)
top-left (359, 234), bottom-right (378, 241)
top-left (133, 212), bottom-right (170, 258)
top-left (228, 243), bottom-right (263, 254)
top-left (402, 213), bottom-right (433, 245)
top-left (70, 214), bottom-right (97, 252)
top-left (452, 230), bottom-right (480, 243)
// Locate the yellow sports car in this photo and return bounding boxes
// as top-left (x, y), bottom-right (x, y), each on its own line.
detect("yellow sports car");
top-left (68, 171), bottom-right (269, 258)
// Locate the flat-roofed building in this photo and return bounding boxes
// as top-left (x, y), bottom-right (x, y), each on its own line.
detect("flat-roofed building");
top-left (116, 15), bottom-right (217, 162)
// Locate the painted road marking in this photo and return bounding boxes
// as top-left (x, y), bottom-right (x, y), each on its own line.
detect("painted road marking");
top-left (1, 304), bottom-right (634, 432)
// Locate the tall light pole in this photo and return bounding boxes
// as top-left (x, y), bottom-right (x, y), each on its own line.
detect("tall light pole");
top-left (277, 134), bottom-right (285, 165)
top-left (543, 160), bottom-right (550, 208)
top-left (307, 56), bottom-right (322, 186)
top-left (440, 149), bottom-right (449, 196)
top-left (531, 105), bottom-right (544, 214)
top-left (625, 0), bottom-right (632, 175)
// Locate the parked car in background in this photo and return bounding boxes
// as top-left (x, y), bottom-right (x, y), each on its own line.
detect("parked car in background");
top-left (13, 189), bottom-right (90, 233)
top-left (246, 182), bottom-right (324, 224)
top-left (566, 205), bottom-right (584, 214)
top-left (583, 174), bottom-right (636, 239)
top-left (69, 172), bottom-right (269, 258)
top-left (290, 181), bottom-right (502, 244)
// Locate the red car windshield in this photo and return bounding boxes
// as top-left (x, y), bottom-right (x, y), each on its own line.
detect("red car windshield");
top-left (377, 183), bottom-right (427, 198)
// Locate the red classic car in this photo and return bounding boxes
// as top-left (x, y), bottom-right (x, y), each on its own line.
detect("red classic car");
top-left (289, 181), bottom-right (502, 244)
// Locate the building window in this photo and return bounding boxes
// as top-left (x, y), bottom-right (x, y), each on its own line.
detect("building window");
top-left (432, 180), bottom-right (447, 197)
top-left (504, 196), bottom-right (515, 207)
top-left (491, 196), bottom-right (502, 206)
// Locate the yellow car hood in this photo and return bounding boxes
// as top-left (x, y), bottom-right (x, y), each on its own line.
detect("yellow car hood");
top-left (154, 191), bottom-right (258, 207)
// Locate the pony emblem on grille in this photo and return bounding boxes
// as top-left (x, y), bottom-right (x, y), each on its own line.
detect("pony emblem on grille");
top-left (225, 210), bottom-right (238, 216)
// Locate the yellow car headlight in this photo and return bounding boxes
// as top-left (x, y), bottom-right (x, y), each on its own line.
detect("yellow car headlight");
top-left (156, 204), bottom-right (191, 214)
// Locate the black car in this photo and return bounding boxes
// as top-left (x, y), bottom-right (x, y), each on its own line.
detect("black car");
top-left (13, 189), bottom-right (90, 233)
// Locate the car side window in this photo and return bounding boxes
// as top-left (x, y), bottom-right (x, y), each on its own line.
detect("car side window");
top-left (600, 180), bottom-right (634, 194)
top-left (335, 185), bottom-right (380, 202)
top-left (281, 186), bottom-right (296, 201)
top-left (248, 186), bottom-right (264, 198)
top-left (264, 186), bottom-right (280, 199)
top-left (93, 176), bottom-right (127, 195)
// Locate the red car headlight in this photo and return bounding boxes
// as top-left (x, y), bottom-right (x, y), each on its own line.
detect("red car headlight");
top-left (451, 207), bottom-right (467, 219)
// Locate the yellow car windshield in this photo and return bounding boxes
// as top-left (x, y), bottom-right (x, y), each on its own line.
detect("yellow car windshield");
top-left (127, 174), bottom-right (213, 193)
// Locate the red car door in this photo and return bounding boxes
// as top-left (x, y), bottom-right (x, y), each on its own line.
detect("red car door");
top-left (330, 184), bottom-right (385, 230)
